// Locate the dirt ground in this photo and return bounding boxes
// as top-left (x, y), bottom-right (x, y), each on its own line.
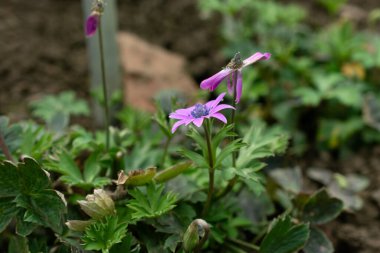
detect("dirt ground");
top-left (1, 0), bottom-right (380, 252)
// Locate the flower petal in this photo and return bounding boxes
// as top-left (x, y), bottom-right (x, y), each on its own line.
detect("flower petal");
top-left (242, 52), bottom-right (271, 67)
top-left (169, 113), bottom-right (190, 120)
top-left (192, 118), bottom-right (204, 127)
top-left (235, 71), bottom-right (243, 103)
top-left (171, 120), bottom-right (186, 133)
top-left (210, 113), bottom-right (227, 124)
top-left (205, 92), bottom-right (226, 110)
top-left (200, 69), bottom-right (232, 91)
top-left (209, 104), bottom-right (235, 114)
top-left (85, 14), bottom-right (99, 37)
top-left (227, 73), bottom-right (234, 95)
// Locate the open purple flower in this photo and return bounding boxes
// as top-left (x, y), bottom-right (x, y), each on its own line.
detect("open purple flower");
top-left (200, 52), bottom-right (271, 103)
top-left (169, 92), bottom-right (234, 133)
top-left (85, 12), bottom-right (100, 37)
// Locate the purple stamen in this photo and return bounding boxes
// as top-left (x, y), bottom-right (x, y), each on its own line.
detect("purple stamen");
top-left (191, 104), bottom-right (209, 118)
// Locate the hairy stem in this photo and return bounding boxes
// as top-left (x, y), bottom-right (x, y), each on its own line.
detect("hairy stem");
top-left (98, 16), bottom-right (110, 151)
top-left (0, 132), bottom-right (13, 162)
top-left (202, 120), bottom-right (215, 217)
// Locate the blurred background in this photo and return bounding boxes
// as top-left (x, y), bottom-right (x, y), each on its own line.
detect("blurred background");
top-left (1, 0), bottom-right (380, 251)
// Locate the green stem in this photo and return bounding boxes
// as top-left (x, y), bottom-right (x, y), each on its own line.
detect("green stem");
top-left (216, 71), bottom-right (239, 199)
top-left (160, 137), bottom-right (171, 167)
top-left (202, 120), bottom-right (215, 217)
top-left (230, 70), bottom-right (238, 166)
top-left (98, 16), bottom-right (110, 151)
top-left (0, 132), bottom-right (13, 162)
top-left (228, 238), bottom-right (260, 252)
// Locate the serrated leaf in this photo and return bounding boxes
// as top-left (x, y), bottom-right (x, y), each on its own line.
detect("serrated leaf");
top-left (16, 211), bottom-right (38, 236)
top-left (83, 215), bottom-right (128, 252)
top-left (18, 157), bottom-right (50, 193)
top-left (303, 227), bottom-right (333, 253)
top-left (127, 184), bottom-right (177, 220)
top-left (15, 189), bottom-right (66, 233)
top-left (237, 122), bottom-right (288, 170)
top-left (302, 189), bottom-right (343, 224)
top-left (0, 198), bottom-right (18, 232)
top-left (0, 161), bottom-right (20, 197)
top-left (260, 215), bottom-right (309, 253)
top-left (83, 151), bottom-right (102, 183)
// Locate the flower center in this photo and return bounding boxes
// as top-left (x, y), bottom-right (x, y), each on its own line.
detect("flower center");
top-left (190, 104), bottom-right (209, 118)
top-left (226, 52), bottom-right (243, 70)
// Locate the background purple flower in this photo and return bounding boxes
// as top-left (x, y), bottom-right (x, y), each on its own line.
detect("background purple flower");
top-left (85, 13), bottom-right (99, 37)
top-left (169, 93), bottom-right (234, 133)
top-left (200, 52), bottom-right (271, 103)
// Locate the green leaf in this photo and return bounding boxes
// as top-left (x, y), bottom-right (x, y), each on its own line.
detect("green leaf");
top-left (15, 190), bottom-right (66, 233)
top-left (304, 227), bottom-right (333, 253)
top-left (0, 198), bottom-right (18, 232)
top-left (269, 167), bottom-right (302, 194)
top-left (215, 138), bottom-right (245, 167)
top-left (8, 235), bottom-right (29, 253)
top-left (179, 149), bottom-right (208, 169)
top-left (164, 234), bottom-right (181, 252)
top-left (154, 161), bottom-right (193, 183)
top-left (55, 150), bottom-right (83, 183)
top-left (30, 91), bottom-right (89, 130)
top-left (83, 151), bottom-right (102, 183)
top-left (302, 189), bottom-right (343, 224)
top-left (0, 161), bottom-right (20, 197)
top-left (237, 122), bottom-right (288, 170)
top-left (260, 215), bottom-right (309, 253)
top-left (83, 215), bottom-right (128, 252)
top-left (0, 116), bottom-right (22, 155)
top-left (127, 184), bottom-right (177, 220)
top-left (16, 215), bottom-right (38, 236)
top-left (18, 157), bottom-right (50, 193)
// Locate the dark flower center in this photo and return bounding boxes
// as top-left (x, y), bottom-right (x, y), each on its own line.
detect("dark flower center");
top-left (191, 104), bottom-right (209, 118)
top-left (226, 52), bottom-right (243, 70)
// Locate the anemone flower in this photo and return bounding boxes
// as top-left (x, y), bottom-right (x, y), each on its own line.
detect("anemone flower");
top-left (169, 93), bottom-right (234, 133)
top-left (85, 12), bottom-right (100, 37)
top-left (200, 52), bottom-right (271, 103)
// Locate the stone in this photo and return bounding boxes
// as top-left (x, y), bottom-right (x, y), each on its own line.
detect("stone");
top-left (118, 32), bottom-right (198, 112)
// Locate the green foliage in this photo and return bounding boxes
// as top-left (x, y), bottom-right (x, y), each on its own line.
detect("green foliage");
top-left (46, 150), bottom-right (110, 189)
top-left (301, 189), bottom-right (344, 224)
top-left (259, 215), bottom-right (310, 253)
top-left (30, 91), bottom-right (89, 131)
top-left (304, 227), bottom-right (333, 253)
top-left (0, 116), bottom-right (22, 157)
top-left (317, 0), bottom-right (348, 14)
top-left (127, 184), bottom-right (177, 220)
top-left (82, 215), bottom-right (128, 253)
top-left (0, 157), bottom-right (66, 234)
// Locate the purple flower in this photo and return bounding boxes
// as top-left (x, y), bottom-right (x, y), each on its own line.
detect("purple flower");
top-left (85, 12), bottom-right (100, 37)
top-left (169, 92), bottom-right (234, 133)
top-left (200, 52), bottom-right (271, 103)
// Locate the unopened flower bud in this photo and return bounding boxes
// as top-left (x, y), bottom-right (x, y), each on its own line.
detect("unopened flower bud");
top-left (183, 219), bottom-right (210, 252)
top-left (78, 189), bottom-right (115, 219)
top-left (65, 220), bottom-right (93, 232)
top-left (154, 161), bottom-right (192, 183)
top-left (125, 167), bottom-right (156, 186)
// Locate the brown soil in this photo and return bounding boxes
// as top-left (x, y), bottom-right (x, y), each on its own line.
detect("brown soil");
top-left (307, 148), bottom-right (380, 253)
top-left (0, 0), bottom-right (223, 122)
